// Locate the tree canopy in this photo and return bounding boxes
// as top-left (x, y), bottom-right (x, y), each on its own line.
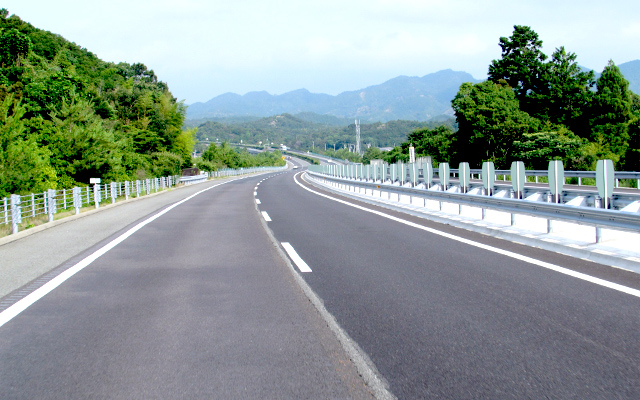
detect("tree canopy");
top-left (0, 9), bottom-right (193, 196)
top-left (385, 26), bottom-right (638, 172)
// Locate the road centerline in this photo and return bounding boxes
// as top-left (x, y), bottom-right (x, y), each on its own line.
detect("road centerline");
top-left (281, 242), bottom-right (313, 273)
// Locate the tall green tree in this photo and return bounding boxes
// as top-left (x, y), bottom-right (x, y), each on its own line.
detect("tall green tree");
top-left (0, 27), bottom-right (32, 67)
top-left (452, 80), bottom-right (540, 168)
top-left (405, 125), bottom-right (455, 164)
top-left (43, 98), bottom-right (126, 186)
top-left (0, 95), bottom-right (55, 196)
top-left (588, 60), bottom-right (632, 165)
top-left (535, 47), bottom-right (595, 132)
top-left (488, 25), bottom-right (548, 108)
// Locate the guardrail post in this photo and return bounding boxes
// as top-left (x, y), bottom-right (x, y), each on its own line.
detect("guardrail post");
top-left (459, 162), bottom-right (470, 194)
top-left (31, 193), bottom-right (36, 218)
top-left (3, 197), bottom-right (7, 224)
top-left (510, 161), bottom-right (525, 199)
top-left (47, 189), bottom-right (56, 222)
top-left (93, 184), bottom-right (100, 209)
top-left (72, 187), bottom-right (81, 214)
top-left (110, 182), bottom-right (117, 204)
top-left (10, 194), bottom-right (21, 234)
top-left (596, 159), bottom-right (614, 209)
top-left (439, 162), bottom-right (450, 191)
top-left (482, 162), bottom-right (495, 196)
top-left (548, 160), bottom-right (564, 203)
top-left (125, 181), bottom-right (130, 200)
top-left (596, 227), bottom-right (603, 243)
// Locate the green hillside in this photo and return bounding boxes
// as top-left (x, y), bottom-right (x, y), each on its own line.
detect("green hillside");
top-left (0, 9), bottom-right (195, 196)
top-left (193, 113), bottom-right (455, 152)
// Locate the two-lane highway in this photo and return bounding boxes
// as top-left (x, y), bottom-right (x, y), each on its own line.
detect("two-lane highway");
top-left (256, 169), bottom-right (640, 399)
top-left (0, 172), bottom-right (373, 399)
top-left (3, 162), bottom-right (640, 399)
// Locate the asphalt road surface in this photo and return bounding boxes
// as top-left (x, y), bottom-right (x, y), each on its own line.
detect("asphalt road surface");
top-left (257, 169), bottom-right (640, 399)
top-left (0, 172), bottom-right (373, 399)
top-left (3, 164), bottom-right (640, 399)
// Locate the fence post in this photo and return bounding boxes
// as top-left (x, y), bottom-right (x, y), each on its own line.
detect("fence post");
top-left (94, 184), bottom-right (100, 209)
top-left (3, 197), bottom-right (7, 224)
top-left (47, 189), bottom-right (56, 222)
top-left (72, 187), bottom-right (81, 214)
top-left (125, 181), bottom-right (130, 200)
top-left (110, 182), bottom-right (117, 204)
top-left (10, 194), bottom-right (21, 234)
top-left (31, 193), bottom-right (36, 218)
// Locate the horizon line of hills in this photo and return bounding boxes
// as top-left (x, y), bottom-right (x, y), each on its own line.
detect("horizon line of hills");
top-left (186, 61), bottom-right (640, 124)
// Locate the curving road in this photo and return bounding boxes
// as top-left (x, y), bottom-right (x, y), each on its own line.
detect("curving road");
top-left (2, 162), bottom-right (640, 399)
top-left (256, 168), bottom-right (640, 399)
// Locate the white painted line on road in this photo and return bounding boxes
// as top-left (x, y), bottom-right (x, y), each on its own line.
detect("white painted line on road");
top-left (261, 211), bottom-right (272, 222)
top-left (256, 199), bottom-right (261, 204)
top-left (254, 191), bottom-right (257, 196)
top-left (0, 179), bottom-right (241, 329)
top-left (295, 173), bottom-right (640, 299)
top-left (281, 242), bottom-right (313, 273)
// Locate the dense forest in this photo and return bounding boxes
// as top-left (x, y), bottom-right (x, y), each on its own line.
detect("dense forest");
top-left (389, 26), bottom-right (639, 171)
top-left (0, 9), bottom-right (198, 196)
top-left (0, 9), bottom-right (283, 198)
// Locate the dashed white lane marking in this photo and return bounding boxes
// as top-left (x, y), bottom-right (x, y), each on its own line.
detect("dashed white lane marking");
top-left (256, 199), bottom-right (261, 204)
top-left (261, 211), bottom-right (272, 222)
top-left (281, 242), bottom-right (313, 273)
top-left (254, 191), bottom-right (257, 196)
top-left (295, 173), bottom-right (640, 299)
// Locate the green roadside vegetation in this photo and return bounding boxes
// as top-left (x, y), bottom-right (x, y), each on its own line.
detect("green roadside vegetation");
top-left (0, 9), bottom-right (282, 198)
top-left (282, 151), bottom-right (319, 165)
top-left (385, 26), bottom-right (639, 172)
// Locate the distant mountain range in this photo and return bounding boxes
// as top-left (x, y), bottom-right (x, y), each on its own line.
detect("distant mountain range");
top-left (187, 61), bottom-right (640, 123)
top-left (187, 69), bottom-right (480, 122)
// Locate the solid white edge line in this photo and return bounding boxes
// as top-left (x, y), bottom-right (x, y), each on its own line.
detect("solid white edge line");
top-left (261, 211), bottom-right (272, 222)
top-left (0, 178), bottom-right (240, 329)
top-left (295, 172), bottom-right (640, 299)
top-left (281, 242), bottom-right (313, 273)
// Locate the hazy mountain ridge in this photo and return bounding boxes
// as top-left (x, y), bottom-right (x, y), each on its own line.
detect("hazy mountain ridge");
top-left (619, 60), bottom-right (640, 94)
top-left (187, 69), bottom-right (481, 122)
top-left (187, 62), bottom-right (640, 123)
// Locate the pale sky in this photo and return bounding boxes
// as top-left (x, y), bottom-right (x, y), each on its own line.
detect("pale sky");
top-left (5, 1), bottom-right (640, 104)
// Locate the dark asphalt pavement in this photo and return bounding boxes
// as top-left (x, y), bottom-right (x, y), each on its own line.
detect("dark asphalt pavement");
top-left (0, 173), bottom-right (373, 399)
top-left (257, 170), bottom-right (640, 399)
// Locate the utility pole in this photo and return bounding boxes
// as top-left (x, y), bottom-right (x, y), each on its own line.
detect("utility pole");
top-left (355, 119), bottom-right (361, 155)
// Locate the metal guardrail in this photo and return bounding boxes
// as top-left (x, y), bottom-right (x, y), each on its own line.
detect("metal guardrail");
top-left (1, 176), bottom-right (177, 236)
top-left (2, 165), bottom-right (286, 236)
top-left (306, 168), bottom-right (640, 243)
top-left (458, 169), bottom-right (640, 188)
